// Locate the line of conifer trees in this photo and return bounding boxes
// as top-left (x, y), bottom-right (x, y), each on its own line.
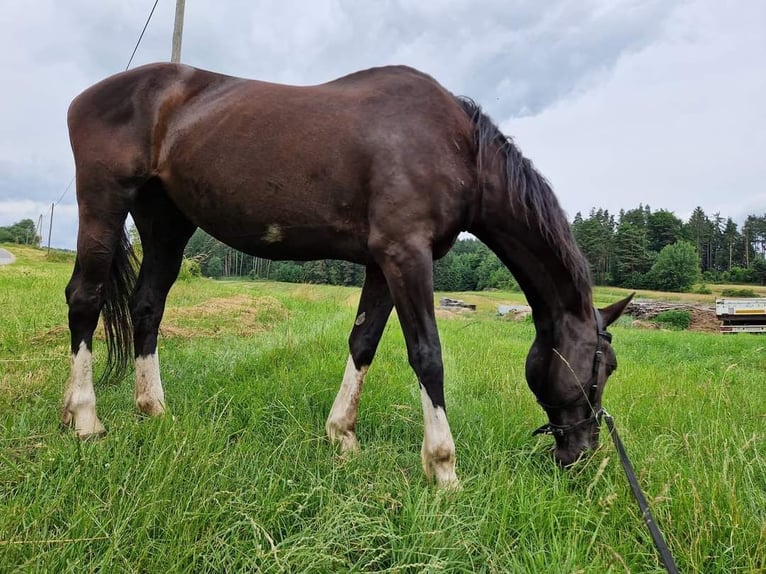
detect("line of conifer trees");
top-left (571, 205), bottom-right (766, 289)
top-left (171, 204), bottom-right (766, 291)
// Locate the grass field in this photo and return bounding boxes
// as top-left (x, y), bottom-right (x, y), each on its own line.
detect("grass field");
top-left (1, 244), bottom-right (764, 573)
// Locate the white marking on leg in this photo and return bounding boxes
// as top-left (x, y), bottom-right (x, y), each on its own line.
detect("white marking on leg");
top-left (61, 341), bottom-right (105, 438)
top-left (326, 355), bottom-right (368, 453)
top-left (420, 385), bottom-right (458, 488)
top-left (135, 351), bottom-right (165, 416)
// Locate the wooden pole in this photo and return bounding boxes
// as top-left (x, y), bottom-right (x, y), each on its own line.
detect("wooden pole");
top-left (171, 0), bottom-right (186, 63)
top-left (47, 203), bottom-right (54, 254)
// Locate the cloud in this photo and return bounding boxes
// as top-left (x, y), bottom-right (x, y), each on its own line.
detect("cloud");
top-left (178, 0), bottom-right (676, 118)
top-left (507, 0), bottom-right (766, 225)
top-left (0, 0), bottom-right (761, 250)
top-left (0, 200), bottom-right (78, 249)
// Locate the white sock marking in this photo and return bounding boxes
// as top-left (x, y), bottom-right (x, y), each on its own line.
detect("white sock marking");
top-left (135, 351), bottom-right (165, 416)
top-left (326, 355), bottom-right (368, 453)
top-left (420, 385), bottom-right (458, 488)
top-left (61, 341), bottom-right (105, 437)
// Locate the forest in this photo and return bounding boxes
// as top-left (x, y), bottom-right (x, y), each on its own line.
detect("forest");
top-left (177, 205), bottom-right (766, 292)
top-left (0, 219), bottom-right (39, 245)
top-left (3, 205), bottom-right (765, 292)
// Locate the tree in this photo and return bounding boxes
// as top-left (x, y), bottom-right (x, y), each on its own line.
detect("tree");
top-left (715, 217), bottom-right (742, 271)
top-left (612, 222), bottom-right (653, 287)
top-left (0, 219), bottom-right (39, 246)
top-left (645, 241), bottom-right (701, 292)
top-left (646, 209), bottom-right (683, 254)
top-left (571, 208), bottom-right (615, 284)
top-left (751, 256), bottom-right (766, 285)
top-left (433, 252), bottom-right (460, 291)
top-left (683, 206), bottom-right (715, 271)
top-left (207, 255), bottom-right (223, 278)
top-left (743, 214), bottom-right (766, 263)
top-left (618, 204), bottom-right (650, 230)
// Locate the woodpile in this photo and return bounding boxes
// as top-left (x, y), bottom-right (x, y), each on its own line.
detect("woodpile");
top-left (438, 298), bottom-right (476, 312)
top-left (624, 300), bottom-right (720, 332)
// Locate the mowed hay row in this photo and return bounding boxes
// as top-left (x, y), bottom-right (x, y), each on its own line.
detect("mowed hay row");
top-left (27, 295), bottom-right (290, 343)
top-left (162, 295), bottom-right (289, 338)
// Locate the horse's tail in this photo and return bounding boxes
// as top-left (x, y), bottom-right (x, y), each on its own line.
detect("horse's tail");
top-left (99, 228), bottom-right (138, 384)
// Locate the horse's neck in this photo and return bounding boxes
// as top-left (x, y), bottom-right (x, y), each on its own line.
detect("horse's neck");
top-left (472, 216), bottom-right (591, 325)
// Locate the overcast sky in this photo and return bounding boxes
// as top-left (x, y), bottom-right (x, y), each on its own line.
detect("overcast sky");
top-left (0, 0), bottom-right (763, 249)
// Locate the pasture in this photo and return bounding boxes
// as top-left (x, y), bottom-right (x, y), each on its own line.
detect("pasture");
top-left (1, 245), bottom-right (764, 573)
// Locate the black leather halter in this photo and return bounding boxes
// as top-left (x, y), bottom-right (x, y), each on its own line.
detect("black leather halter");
top-left (532, 308), bottom-right (612, 438)
top-left (530, 308), bottom-right (680, 573)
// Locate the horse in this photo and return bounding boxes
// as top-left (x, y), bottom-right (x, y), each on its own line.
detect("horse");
top-left (62, 63), bottom-right (632, 487)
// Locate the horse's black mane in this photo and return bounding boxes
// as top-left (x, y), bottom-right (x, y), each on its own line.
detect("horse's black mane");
top-left (457, 97), bottom-right (592, 310)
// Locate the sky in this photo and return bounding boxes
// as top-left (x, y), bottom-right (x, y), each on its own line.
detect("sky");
top-left (0, 0), bottom-right (763, 250)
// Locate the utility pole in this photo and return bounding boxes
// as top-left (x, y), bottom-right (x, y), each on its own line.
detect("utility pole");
top-left (47, 203), bottom-right (54, 254)
top-left (171, 0), bottom-right (186, 63)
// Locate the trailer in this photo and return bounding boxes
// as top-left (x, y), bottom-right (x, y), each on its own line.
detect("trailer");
top-left (715, 298), bottom-right (766, 333)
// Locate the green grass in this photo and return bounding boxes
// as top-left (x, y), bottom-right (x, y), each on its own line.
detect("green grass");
top-left (1, 244), bottom-right (764, 573)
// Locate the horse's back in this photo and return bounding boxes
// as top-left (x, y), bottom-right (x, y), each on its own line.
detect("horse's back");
top-left (68, 63), bottom-right (477, 261)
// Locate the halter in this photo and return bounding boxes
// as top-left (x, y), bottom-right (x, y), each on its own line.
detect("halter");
top-left (532, 308), bottom-right (612, 438)
top-left (530, 308), bottom-right (680, 573)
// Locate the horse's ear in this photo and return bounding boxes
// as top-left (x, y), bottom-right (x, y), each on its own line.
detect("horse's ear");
top-left (598, 293), bottom-right (635, 327)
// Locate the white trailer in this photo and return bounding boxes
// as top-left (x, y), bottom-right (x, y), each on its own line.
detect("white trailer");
top-left (715, 298), bottom-right (766, 333)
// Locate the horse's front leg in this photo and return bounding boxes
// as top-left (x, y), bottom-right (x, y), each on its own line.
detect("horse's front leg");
top-left (376, 242), bottom-right (458, 488)
top-left (326, 264), bottom-right (393, 453)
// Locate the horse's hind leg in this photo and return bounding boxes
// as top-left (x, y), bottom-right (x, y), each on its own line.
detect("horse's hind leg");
top-left (63, 188), bottom-right (134, 438)
top-left (373, 241), bottom-right (458, 488)
top-left (326, 263), bottom-right (393, 453)
top-left (129, 181), bottom-right (196, 416)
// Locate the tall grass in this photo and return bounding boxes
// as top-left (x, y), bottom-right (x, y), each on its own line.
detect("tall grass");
top-left (1, 245), bottom-right (764, 572)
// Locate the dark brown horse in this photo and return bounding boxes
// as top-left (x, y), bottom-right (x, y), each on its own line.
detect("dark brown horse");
top-left (63, 63), bottom-right (631, 487)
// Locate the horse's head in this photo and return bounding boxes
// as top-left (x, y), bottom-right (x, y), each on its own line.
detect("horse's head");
top-left (526, 294), bottom-right (633, 466)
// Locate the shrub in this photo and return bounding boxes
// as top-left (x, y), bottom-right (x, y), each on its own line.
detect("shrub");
top-left (721, 288), bottom-right (757, 298)
top-left (206, 255), bottom-right (223, 278)
top-left (45, 250), bottom-right (76, 263)
top-left (693, 284), bottom-right (712, 294)
top-left (727, 266), bottom-right (758, 284)
top-left (178, 257), bottom-right (201, 281)
top-left (654, 309), bottom-right (692, 330)
top-left (702, 270), bottom-right (723, 284)
top-left (644, 241), bottom-right (700, 292)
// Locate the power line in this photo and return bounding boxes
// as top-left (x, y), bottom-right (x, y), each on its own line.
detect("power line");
top-left (126, 0), bottom-right (160, 71)
top-left (55, 176), bottom-right (75, 206)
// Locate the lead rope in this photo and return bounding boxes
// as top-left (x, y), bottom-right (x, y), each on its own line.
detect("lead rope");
top-left (599, 411), bottom-right (679, 574)
top-left (546, 310), bottom-right (679, 574)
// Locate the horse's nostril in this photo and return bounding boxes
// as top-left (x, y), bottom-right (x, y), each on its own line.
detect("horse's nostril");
top-left (554, 449), bottom-right (578, 468)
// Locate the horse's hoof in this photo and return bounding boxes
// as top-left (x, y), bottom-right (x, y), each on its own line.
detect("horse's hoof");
top-left (135, 398), bottom-right (166, 417)
top-left (77, 427), bottom-right (107, 440)
top-left (435, 478), bottom-right (461, 491)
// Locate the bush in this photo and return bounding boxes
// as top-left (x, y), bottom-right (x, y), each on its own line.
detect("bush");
top-left (727, 266), bottom-right (758, 284)
top-left (702, 270), bottom-right (723, 284)
top-left (693, 284), bottom-right (712, 294)
top-left (271, 261), bottom-right (303, 283)
top-left (206, 255), bottom-right (223, 278)
top-left (178, 257), bottom-right (201, 281)
top-left (45, 250), bottom-right (76, 263)
top-left (644, 241), bottom-right (701, 292)
top-left (654, 310), bottom-right (692, 330)
top-left (721, 288), bottom-right (757, 298)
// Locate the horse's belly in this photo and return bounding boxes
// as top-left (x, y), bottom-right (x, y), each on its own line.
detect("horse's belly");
top-left (206, 221), bottom-right (368, 263)
top-left (163, 178), bottom-right (369, 262)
